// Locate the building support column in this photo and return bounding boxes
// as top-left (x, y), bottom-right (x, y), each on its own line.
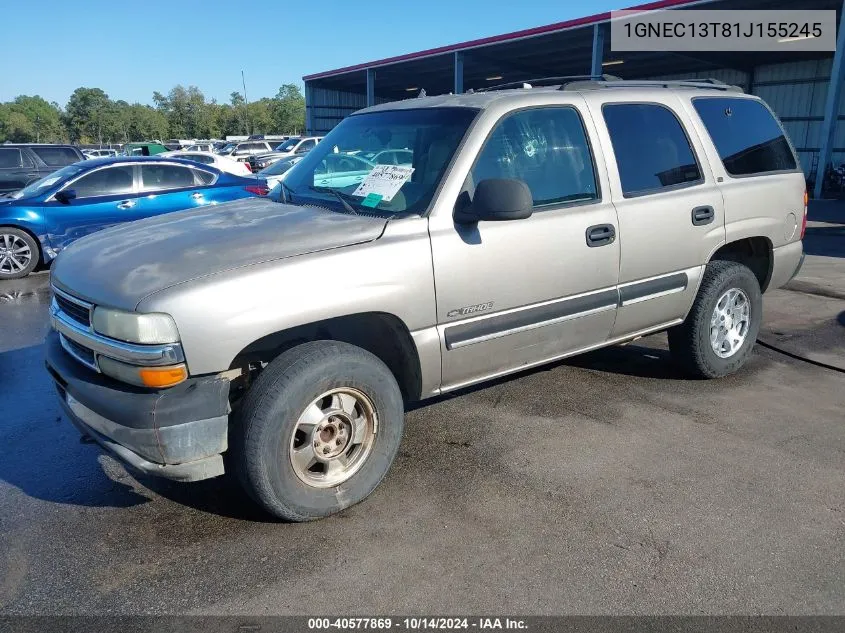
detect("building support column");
top-left (366, 68), bottom-right (375, 107)
top-left (591, 24), bottom-right (605, 77)
top-left (814, 1), bottom-right (845, 199)
top-left (304, 81), bottom-right (314, 136)
top-left (454, 51), bottom-right (464, 94)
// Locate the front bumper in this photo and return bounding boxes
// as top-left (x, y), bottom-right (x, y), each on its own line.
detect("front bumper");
top-left (45, 331), bottom-right (230, 482)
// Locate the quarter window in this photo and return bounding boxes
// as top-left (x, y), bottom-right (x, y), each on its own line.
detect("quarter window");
top-left (470, 107), bottom-right (599, 207)
top-left (693, 97), bottom-right (797, 176)
top-left (603, 103), bottom-right (702, 196)
top-left (71, 166), bottom-right (135, 198)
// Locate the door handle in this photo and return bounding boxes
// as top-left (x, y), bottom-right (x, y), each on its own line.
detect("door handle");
top-left (586, 224), bottom-right (616, 247)
top-left (117, 200), bottom-right (136, 210)
top-left (692, 205), bottom-right (715, 226)
top-left (191, 192), bottom-right (204, 199)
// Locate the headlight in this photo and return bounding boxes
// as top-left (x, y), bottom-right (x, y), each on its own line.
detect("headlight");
top-left (92, 307), bottom-right (180, 344)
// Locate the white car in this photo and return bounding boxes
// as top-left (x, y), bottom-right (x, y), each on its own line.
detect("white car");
top-left (182, 143), bottom-right (216, 153)
top-left (160, 151), bottom-right (253, 176)
top-left (83, 149), bottom-right (119, 159)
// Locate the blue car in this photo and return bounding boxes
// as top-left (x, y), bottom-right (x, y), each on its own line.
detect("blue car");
top-left (0, 156), bottom-right (268, 279)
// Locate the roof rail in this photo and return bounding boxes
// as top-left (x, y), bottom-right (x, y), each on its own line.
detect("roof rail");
top-left (472, 74), bottom-right (622, 93)
top-left (562, 78), bottom-right (744, 93)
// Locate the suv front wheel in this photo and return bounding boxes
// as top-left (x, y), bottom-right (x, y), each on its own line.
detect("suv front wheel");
top-left (234, 340), bottom-right (404, 521)
top-left (668, 260), bottom-right (763, 378)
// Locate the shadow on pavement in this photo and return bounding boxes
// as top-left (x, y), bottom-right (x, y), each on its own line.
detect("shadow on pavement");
top-left (0, 344), bottom-right (150, 509)
top-left (0, 341), bottom-right (275, 520)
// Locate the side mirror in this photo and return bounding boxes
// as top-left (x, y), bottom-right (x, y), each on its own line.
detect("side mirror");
top-left (55, 189), bottom-right (77, 204)
top-left (454, 178), bottom-right (533, 224)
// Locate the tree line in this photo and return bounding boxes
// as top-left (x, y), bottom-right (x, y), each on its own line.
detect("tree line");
top-left (0, 84), bottom-right (307, 145)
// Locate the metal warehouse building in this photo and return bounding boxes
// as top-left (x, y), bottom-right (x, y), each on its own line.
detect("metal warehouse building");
top-left (303, 0), bottom-right (845, 197)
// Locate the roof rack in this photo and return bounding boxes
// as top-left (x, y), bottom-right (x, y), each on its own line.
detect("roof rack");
top-left (562, 77), bottom-right (744, 93)
top-left (467, 75), bottom-right (743, 94)
top-left (471, 74), bottom-right (622, 93)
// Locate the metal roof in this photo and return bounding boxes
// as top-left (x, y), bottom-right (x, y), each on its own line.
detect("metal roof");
top-left (303, 0), bottom-right (709, 80)
top-left (304, 0), bottom-right (841, 102)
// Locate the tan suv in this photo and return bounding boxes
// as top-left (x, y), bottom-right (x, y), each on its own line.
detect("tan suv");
top-left (46, 78), bottom-right (806, 520)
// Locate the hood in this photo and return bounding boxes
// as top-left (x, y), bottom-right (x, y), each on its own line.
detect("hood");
top-left (51, 197), bottom-right (387, 310)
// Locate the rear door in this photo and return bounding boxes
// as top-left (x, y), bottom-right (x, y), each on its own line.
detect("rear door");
top-left (134, 163), bottom-right (217, 217)
top-left (583, 91), bottom-right (726, 339)
top-left (43, 163), bottom-right (138, 250)
top-left (0, 148), bottom-right (30, 193)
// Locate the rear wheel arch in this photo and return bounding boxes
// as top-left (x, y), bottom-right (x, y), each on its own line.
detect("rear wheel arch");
top-left (707, 236), bottom-right (773, 292)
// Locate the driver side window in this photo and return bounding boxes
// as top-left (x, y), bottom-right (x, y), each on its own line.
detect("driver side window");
top-left (470, 107), bottom-right (598, 208)
top-left (71, 166), bottom-right (135, 199)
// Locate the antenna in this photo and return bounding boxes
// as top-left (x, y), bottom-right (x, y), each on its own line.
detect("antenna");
top-left (241, 70), bottom-right (251, 135)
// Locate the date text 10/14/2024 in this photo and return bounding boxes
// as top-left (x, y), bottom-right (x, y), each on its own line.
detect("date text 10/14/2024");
top-left (307, 618), bottom-right (528, 630)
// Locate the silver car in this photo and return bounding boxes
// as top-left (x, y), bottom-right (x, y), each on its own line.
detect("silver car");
top-left (46, 78), bottom-right (806, 521)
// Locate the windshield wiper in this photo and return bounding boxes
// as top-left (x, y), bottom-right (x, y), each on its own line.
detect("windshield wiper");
top-left (308, 186), bottom-right (358, 215)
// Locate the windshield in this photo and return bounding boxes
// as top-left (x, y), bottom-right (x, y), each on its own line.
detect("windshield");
top-left (217, 143), bottom-right (236, 154)
top-left (282, 108), bottom-right (478, 215)
top-left (261, 156), bottom-right (303, 176)
top-left (8, 163), bottom-right (88, 199)
top-left (274, 139), bottom-right (300, 152)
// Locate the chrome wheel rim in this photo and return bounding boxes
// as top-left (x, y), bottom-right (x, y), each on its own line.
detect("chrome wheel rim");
top-left (0, 234), bottom-right (32, 276)
top-left (710, 288), bottom-right (751, 359)
top-left (289, 387), bottom-right (377, 488)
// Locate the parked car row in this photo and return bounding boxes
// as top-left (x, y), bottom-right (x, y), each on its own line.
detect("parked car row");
top-left (0, 156), bottom-right (268, 278)
top-left (0, 133), bottom-right (421, 278)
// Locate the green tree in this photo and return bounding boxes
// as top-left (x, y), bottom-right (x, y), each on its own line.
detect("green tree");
top-left (271, 84), bottom-right (306, 134)
top-left (64, 87), bottom-right (112, 143)
top-left (0, 95), bottom-right (64, 143)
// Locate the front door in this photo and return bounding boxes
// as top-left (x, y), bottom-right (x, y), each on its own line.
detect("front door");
top-left (429, 104), bottom-right (621, 391)
top-left (44, 163), bottom-right (138, 251)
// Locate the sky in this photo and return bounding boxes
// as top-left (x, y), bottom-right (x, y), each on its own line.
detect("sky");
top-left (1, 0), bottom-right (624, 107)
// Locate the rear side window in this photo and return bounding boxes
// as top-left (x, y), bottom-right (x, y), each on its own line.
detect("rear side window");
top-left (693, 97), bottom-right (797, 176)
top-left (0, 148), bottom-right (22, 168)
top-left (471, 106), bottom-right (599, 207)
top-left (140, 164), bottom-right (202, 190)
top-left (603, 103), bottom-right (702, 196)
top-left (30, 146), bottom-right (81, 166)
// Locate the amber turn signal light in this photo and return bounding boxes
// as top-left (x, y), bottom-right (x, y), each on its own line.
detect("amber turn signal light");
top-left (138, 365), bottom-right (188, 388)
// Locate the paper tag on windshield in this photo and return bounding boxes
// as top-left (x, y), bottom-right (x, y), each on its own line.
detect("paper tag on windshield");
top-left (352, 165), bottom-right (414, 202)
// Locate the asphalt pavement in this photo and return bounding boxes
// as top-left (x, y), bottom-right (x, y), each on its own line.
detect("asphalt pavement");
top-left (0, 202), bottom-right (842, 615)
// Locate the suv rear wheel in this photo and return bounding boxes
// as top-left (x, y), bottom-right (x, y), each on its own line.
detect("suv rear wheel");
top-left (234, 340), bottom-right (404, 521)
top-left (668, 260), bottom-right (762, 378)
top-left (0, 228), bottom-right (39, 279)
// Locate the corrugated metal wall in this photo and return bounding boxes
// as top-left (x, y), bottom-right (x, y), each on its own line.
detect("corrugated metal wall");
top-left (306, 85), bottom-right (390, 136)
top-left (649, 60), bottom-right (844, 177)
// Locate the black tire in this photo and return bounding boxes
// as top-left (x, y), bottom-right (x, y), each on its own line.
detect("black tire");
top-left (0, 227), bottom-right (39, 280)
top-left (668, 260), bottom-right (762, 378)
top-left (233, 340), bottom-right (404, 521)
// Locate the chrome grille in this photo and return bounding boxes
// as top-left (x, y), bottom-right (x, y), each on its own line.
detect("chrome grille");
top-left (52, 287), bottom-right (92, 327)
